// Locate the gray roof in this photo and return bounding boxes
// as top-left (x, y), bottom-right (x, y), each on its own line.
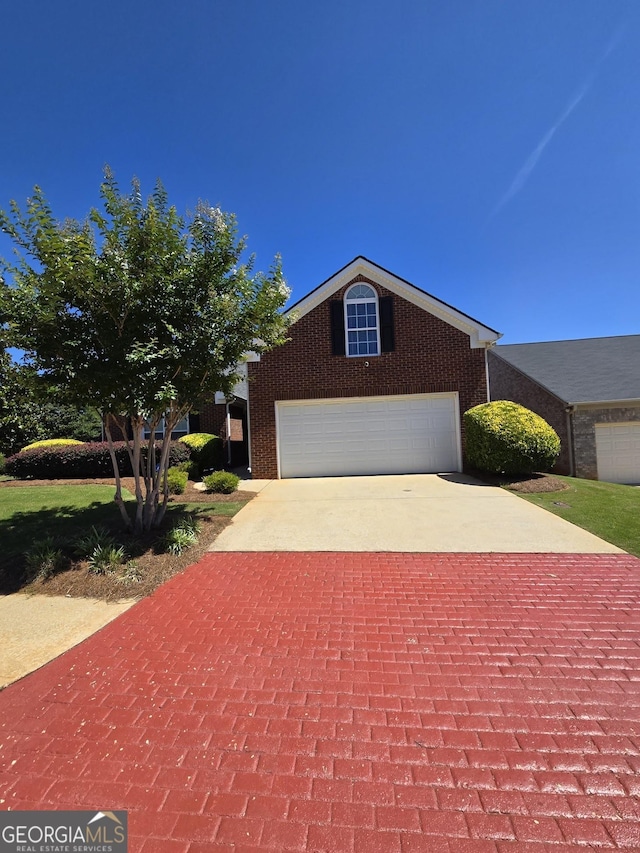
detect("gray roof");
top-left (493, 335), bottom-right (640, 404)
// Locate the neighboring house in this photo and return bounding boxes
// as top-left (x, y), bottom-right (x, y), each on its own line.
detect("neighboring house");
top-left (488, 335), bottom-right (640, 484)
top-left (199, 256), bottom-right (500, 479)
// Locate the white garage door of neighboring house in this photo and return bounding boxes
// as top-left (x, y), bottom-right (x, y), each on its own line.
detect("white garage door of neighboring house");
top-left (275, 393), bottom-right (461, 479)
top-left (595, 423), bottom-right (640, 485)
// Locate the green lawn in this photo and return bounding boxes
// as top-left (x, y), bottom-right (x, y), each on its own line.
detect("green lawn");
top-left (0, 485), bottom-right (133, 564)
top-left (519, 476), bottom-right (640, 557)
top-left (0, 487), bottom-right (245, 568)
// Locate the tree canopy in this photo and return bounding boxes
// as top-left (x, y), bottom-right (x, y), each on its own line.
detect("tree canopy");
top-left (0, 169), bottom-right (291, 529)
top-left (0, 354), bottom-right (102, 456)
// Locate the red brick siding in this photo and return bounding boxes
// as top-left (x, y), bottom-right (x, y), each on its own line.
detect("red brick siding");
top-left (198, 401), bottom-right (228, 437)
top-left (488, 351), bottom-right (570, 474)
top-left (249, 277), bottom-right (489, 478)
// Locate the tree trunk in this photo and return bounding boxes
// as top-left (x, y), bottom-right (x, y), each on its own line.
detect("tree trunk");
top-left (130, 418), bottom-right (146, 535)
top-left (104, 414), bottom-right (133, 531)
top-left (151, 426), bottom-right (175, 528)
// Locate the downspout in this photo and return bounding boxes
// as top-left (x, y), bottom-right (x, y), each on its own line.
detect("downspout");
top-left (226, 401), bottom-right (232, 467)
top-left (245, 371), bottom-right (252, 474)
top-left (565, 405), bottom-right (576, 477)
top-left (484, 343), bottom-right (495, 402)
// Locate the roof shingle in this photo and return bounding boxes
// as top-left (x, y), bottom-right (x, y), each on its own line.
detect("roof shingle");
top-left (493, 335), bottom-right (640, 404)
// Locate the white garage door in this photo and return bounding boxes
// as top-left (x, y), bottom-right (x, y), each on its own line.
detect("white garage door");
top-left (276, 393), bottom-right (461, 479)
top-left (596, 422), bottom-right (640, 484)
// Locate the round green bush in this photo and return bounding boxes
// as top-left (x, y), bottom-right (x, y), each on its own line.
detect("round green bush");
top-left (166, 466), bottom-right (188, 495)
top-left (203, 471), bottom-right (240, 494)
top-left (179, 432), bottom-right (222, 476)
top-left (21, 438), bottom-right (84, 452)
top-left (464, 400), bottom-right (561, 476)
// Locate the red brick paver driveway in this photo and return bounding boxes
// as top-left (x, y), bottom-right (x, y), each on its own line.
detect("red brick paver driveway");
top-left (1, 552), bottom-right (640, 852)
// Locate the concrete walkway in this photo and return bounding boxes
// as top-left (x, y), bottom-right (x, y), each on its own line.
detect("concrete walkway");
top-left (1, 552), bottom-right (639, 850)
top-left (0, 594), bottom-right (135, 688)
top-left (211, 474), bottom-right (623, 553)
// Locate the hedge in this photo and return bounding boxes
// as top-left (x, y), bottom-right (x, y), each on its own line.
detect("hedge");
top-left (464, 400), bottom-right (561, 476)
top-left (5, 440), bottom-right (190, 479)
top-left (21, 438), bottom-right (84, 452)
top-left (179, 432), bottom-right (223, 476)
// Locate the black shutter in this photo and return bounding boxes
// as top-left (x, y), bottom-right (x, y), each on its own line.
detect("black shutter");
top-left (330, 299), bottom-right (346, 356)
top-left (188, 411), bottom-right (200, 433)
top-left (379, 296), bottom-right (395, 352)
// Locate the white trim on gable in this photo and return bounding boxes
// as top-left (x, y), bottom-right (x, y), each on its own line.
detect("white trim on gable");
top-left (287, 257), bottom-right (500, 349)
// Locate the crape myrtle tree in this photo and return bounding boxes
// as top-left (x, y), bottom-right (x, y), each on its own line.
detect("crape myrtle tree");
top-left (0, 169), bottom-right (291, 532)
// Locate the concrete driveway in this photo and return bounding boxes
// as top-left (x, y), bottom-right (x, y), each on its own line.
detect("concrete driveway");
top-left (0, 594), bottom-right (135, 688)
top-left (211, 473), bottom-right (623, 553)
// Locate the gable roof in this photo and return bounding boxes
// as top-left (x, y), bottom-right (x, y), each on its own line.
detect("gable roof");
top-left (493, 335), bottom-right (640, 405)
top-left (287, 256), bottom-right (500, 349)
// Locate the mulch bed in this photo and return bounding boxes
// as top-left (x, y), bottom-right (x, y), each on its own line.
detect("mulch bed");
top-left (0, 477), bottom-right (254, 601)
top-left (468, 470), bottom-right (570, 494)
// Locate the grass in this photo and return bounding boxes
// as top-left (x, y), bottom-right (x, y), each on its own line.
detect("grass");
top-left (519, 475), bottom-right (640, 557)
top-left (0, 485), bottom-right (133, 565)
top-left (0, 484), bottom-right (250, 597)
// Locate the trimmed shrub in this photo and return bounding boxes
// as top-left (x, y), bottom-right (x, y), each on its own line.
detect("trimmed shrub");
top-left (167, 466), bottom-right (188, 495)
top-left (5, 440), bottom-right (190, 479)
top-left (179, 432), bottom-right (223, 476)
top-left (203, 470), bottom-right (240, 494)
top-left (0, 453), bottom-right (5, 475)
top-left (21, 438), bottom-right (84, 452)
top-left (464, 401), bottom-right (561, 476)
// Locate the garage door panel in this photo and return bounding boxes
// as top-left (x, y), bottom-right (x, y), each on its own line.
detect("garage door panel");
top-left (276, 393), bottom-right (460, 478)
top-left (596, 423), bottom-right (640, 484)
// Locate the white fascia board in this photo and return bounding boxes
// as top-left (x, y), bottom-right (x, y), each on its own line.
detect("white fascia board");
top-left (286, 258), bottom-right (499, 349)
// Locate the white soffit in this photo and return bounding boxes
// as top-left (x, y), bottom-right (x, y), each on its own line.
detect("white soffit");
top-left (287, 257), bottom-right (500, 349)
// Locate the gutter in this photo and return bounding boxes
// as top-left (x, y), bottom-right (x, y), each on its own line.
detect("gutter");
top-left (568, 398), bottom-right (640, 407)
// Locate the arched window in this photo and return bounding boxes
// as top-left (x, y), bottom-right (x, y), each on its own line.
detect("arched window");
top-left (344, 283), bottom-right (380, 356)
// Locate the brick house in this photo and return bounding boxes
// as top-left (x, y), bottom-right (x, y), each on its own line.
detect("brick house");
top-left (488, 335), bottom-right (640, 484)
top-left (200, 257), bottom-right (500, 479)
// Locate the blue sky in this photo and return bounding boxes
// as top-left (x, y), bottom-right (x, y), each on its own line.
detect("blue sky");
top-left (1, 1), bottom-right (638, 344)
